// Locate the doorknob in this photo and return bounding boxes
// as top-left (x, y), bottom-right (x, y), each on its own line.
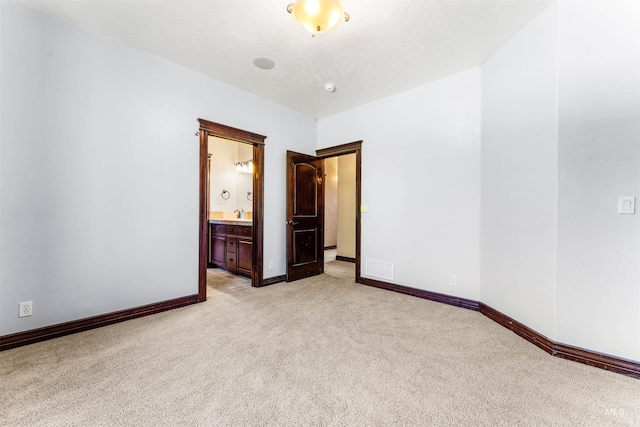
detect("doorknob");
top-left (285, 220), bottom-right (299, 225)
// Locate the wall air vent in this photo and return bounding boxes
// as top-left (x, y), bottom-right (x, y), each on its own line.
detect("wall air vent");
top-left (365, 258), bottom-right (394, 281)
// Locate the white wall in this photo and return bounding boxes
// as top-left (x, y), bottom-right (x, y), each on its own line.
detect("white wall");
top-left (483, 0), bottom-right (640, 361)
top-left (481, 3), bottom-right (559, 339)
top-left (208, 137), bottom-right (253, 215)
top-left (318, 69), bottom-right (482, 300)
top-left (337, 154), bottom-right (356, 259)
top-left (556, 0), bottom-right (640, 360)
top-left (209, 136), bottom-right (240, 213)
top-left (236, 143), bottom-right (253, 213)
top-left (324, 157), bottom-right (338, 248)
top-left (0, 1), bottom-right (315, 336)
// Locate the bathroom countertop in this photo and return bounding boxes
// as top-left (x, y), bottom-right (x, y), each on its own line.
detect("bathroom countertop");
top-left (209, 218), bottom-right (253, 226)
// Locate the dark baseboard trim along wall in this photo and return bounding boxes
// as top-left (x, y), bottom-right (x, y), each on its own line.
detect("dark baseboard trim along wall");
top-left (336, 256), bottom-right (356, 263)
top-left (1, 273), bottom-right (286, 351)
top-left (0, 295), bottom-right (199, 352)
top-left (4, 275), bottom-right (639, 379)
top-left (360, 277), bottom-right (640, 379)
top-left (360, 277), bottom-right (479, 311)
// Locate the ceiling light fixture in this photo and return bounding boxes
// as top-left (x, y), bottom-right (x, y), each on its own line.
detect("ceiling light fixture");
top-left (287, 0), bottom-right (350, 36)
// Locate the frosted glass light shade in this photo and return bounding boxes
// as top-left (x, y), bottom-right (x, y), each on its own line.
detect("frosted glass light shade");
top-left (288, 0), bottom-right (348, 35)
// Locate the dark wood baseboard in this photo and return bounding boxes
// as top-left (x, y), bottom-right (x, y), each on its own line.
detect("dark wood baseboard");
top-left (262, 275), bottom-right (286, 287)
top-left (479, 303), bottom-right (640, 379)
top-left (0, 294), bottom-right (199, 352)
top-left (324, 245), bottom-right (337, 250)
top-left (360, 277), bottom-right (479, 311)
top-left (553, 343), bottom-right (640, 379)
top-left (479, 303), bottom-right (555, 354)
top-left (361, 277), bottom-right (640, 379)
top-left (335, 256), bottom-right (356, 263)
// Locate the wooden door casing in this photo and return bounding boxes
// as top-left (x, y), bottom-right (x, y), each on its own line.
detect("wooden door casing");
top-left (198, 118), bottom-right (265, 300)
top-left (316, 140), bottom-right (363, 284)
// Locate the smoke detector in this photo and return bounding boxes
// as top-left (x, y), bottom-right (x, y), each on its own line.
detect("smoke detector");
top-left (324, 83), bottom-right (336, 92)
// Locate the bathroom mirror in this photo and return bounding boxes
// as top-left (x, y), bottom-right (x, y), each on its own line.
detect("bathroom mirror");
top-left (208, 136), bottom-right (253, 220)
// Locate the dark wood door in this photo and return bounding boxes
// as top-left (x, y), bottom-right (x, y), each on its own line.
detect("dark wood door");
top-left (286, 150), bottom-right (324, 282)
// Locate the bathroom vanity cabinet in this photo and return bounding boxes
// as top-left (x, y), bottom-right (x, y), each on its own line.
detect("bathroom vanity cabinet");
top-left (209, 223), bottom-right (227, 268)
top-left (209, 220), bottom-right (252, 278)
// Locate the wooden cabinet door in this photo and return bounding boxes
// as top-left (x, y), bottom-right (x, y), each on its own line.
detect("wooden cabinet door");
top-left (237, 239), bottom-right (253, 276)
top-left (210, 235), bottom-right (227, 268)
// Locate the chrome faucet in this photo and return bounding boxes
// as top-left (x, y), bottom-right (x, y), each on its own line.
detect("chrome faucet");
top-left (234, 209), bottom-right (240, 218)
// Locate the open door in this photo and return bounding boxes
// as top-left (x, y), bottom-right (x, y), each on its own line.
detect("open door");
top-left (286, 150), bottom-right (324, 282)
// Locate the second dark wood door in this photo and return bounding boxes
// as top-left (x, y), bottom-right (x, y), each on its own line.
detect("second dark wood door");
top-left (286, 150), bottom-right (324, 282)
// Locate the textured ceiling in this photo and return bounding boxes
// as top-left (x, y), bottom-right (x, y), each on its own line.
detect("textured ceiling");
top-left (20, 0), bottom-right (553, 119)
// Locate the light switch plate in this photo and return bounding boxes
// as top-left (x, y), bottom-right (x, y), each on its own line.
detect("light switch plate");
top-left (360, 204), bottom-right (368, 213)
top-left (618, 197), bottom-right (636, 214)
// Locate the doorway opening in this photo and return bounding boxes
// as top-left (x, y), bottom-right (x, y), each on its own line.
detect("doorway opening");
top-left (322, 153), bottom-right (356, 274)
top-left (284, 140), bottom-right (362, 284)
top-left (206, 136), bottom-right (254, 295)
top-left (317, 141), bottom-right (362, 283)
top-left (197, 119), bottom-right (266, 302)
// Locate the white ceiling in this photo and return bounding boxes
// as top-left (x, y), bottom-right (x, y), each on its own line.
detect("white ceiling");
top-left (20, 0), bottom-right (553, 119)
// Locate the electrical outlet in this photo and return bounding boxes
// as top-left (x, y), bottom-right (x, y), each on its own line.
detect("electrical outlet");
top-left (19, 301), bottom-right (32, 318)
top-left (268, 261), bottom-right (274, 270)
top-left (450, 276), bottom-right (456, 286)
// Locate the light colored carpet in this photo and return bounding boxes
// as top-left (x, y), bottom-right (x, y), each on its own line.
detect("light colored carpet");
top-left (1, 261), bottom-right (639, 426)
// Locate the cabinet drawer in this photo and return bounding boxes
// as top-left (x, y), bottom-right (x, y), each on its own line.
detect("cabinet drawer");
top-left (226, 226), bottom-right (236, 236)
top-left (226, 253), bottom-right (237, 271)
top-left (226, 237), bottom-right (237, 252)
top-left (236, 225), bottom-right (252, 238)
top-left (210, 224), bottom-right (227, 236)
